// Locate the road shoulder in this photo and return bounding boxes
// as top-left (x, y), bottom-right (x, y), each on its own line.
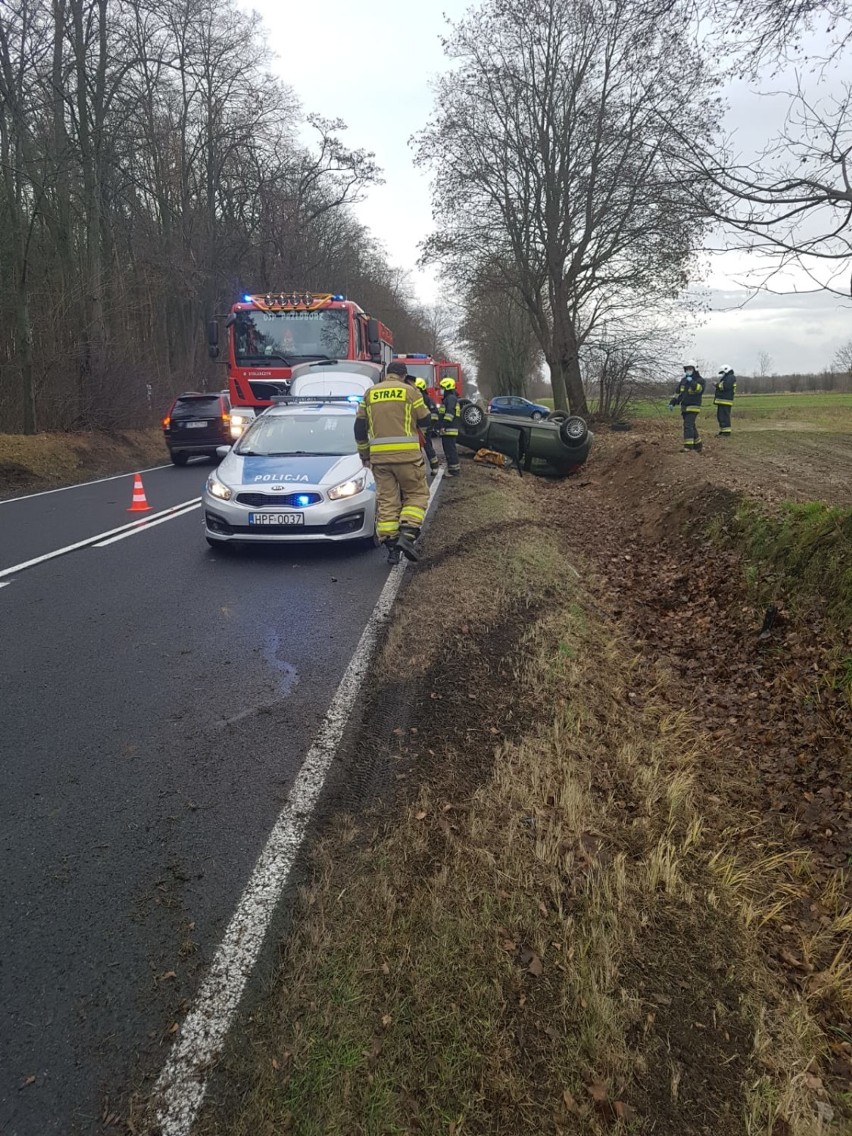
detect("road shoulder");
top-left (189, 449), bottom-right (850, 1135)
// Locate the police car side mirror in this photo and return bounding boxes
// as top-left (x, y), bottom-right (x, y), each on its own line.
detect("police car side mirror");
top-left (216, 445), bottom-right (232, 459)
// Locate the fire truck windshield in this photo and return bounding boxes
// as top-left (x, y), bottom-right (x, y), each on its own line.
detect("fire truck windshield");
top-left (400, 363), bottom-right (435, 383)
top-left (234, 309), bottom-right (349, 363)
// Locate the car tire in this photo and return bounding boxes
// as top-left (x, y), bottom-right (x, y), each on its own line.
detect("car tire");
top-left (559, 416), bottom-right (589, 447)
top-left (171, 451), bottom-right (189, 466)
top-left (461, 403), bottom-right (486, 429)
top-left (531, 411), bottom-right (543, 421)
top-left (546, 410), bottom-right (568, 424)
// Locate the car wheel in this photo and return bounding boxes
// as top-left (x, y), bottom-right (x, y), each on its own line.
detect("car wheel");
top-left (559, 416), bottom-right (589, 447)
top-left (171, 451), bottom-right (189, 466)
top-left (531, 411), bottom-right (543, 420)
top-left (546, 410), bottom-right (568, 424)
top-left (461, 403), bottom-right (486, 429)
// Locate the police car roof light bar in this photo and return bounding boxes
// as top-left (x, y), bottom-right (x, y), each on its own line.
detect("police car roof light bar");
top-left (269, 395), bottom-right (363, 405)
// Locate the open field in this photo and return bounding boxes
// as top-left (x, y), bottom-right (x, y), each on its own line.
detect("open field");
top-left (533, 390), bottom-right (852, 430)
top-left (629, 391), bottom-right (852, 428)
top-left (189, 404), bottom-right (851, 1136)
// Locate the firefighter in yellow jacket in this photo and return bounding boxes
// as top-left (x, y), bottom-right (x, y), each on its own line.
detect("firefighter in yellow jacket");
top-left (355, 361), bottom-right (432, 564)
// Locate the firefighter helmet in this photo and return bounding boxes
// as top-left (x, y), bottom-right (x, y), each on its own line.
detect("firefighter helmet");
top-left (718, 365), bottom-right (732, 375)
top-left (440, 377), bottom-right (456, 390)
top-left (413, 377), bottom-right (428, 389)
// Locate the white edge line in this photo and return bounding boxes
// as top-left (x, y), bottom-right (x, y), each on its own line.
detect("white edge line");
top-left (0, 498), bottom-right (201, 580)
top-left (93, 502), bottom-right (201, 546)
top-left (0, 463), bottom-right (172, 505)
top-left (153, 467), bottom-right (445, 1136)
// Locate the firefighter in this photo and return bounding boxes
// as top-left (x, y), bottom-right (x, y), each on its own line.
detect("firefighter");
top-left (714, 366), bottom-right (736, 436)
top-left (438, 376), bottom-right (461, 476)
top-left (668, 363), bottom-right (705, 452)
top-left (354, 361), bottom-right (431, 564)
top-left (412, 376), bottom-right (441, 474)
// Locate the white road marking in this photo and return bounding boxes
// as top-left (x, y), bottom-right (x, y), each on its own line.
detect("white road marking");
top-left (154, 468), bottom-right (445, 1136)
top-left (0, 463), bottom-right (172, 505)
top-left (0, 498), bottom-right (201, 581)
top-left (93, 502), bottom-right (200, 546)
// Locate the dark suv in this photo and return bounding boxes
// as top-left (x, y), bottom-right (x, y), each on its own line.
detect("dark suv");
top-left (163, 391), bottom-right (232, 466)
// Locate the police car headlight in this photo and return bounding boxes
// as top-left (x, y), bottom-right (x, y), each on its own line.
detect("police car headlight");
top-left (207, 474), bottom-right (233, 501)
top-left (328, 471), bottom-right (367, 500)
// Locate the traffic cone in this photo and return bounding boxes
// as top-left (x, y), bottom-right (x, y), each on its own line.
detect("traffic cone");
top-left (127, 473), bottom-right (152, 513)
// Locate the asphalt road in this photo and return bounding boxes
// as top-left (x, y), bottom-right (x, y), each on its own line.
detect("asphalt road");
top-left (0, 460), bottom-right (393, 1134)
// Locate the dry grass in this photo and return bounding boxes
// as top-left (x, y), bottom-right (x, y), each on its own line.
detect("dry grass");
top-left (0, 428), bottom-right (165, 495)
top-left (189, 465), bottom-right (840, 1136)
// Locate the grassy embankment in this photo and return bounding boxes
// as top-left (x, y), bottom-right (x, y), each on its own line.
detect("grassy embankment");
top-left (191, 461), bottom-right (848, 1136)
top-left (0, 429), bottom-right (166, 496)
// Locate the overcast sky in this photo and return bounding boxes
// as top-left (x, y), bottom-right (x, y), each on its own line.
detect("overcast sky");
top-left (247, 0), bottom-right (851, 377)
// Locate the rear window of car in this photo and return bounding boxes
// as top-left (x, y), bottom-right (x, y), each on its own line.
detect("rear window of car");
top-left (171, 396), bottom-right (223, 418)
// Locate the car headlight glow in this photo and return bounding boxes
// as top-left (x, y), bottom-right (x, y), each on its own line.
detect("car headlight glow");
top-left (328, 471), bottom-right (367, 500)
top-left (207, 474), bottom-right (233, 501)
top-left (230, 412), bottom-right (253, 438)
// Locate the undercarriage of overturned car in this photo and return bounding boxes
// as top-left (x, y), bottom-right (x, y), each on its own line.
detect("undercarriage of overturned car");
top-left (456, 404), bottom-right (593, 477)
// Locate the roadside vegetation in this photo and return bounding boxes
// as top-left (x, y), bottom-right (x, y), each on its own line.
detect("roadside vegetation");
top-left (192, 406), bottom-right (851, 1136)
top-left (0, 429), bottom-right (165, 496)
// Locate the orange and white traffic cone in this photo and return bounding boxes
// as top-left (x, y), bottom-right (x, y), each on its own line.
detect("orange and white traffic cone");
top-left (127, 473), bottom-right (152, 513)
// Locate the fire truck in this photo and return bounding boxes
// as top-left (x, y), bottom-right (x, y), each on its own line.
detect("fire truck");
top-left (391, 354), bottom-right (463, 406)
top-left (208, 291), bottom-right (394, 436)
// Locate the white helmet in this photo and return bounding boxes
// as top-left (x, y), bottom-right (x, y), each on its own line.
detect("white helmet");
top-left (718, 365), bottom-right (732, 374)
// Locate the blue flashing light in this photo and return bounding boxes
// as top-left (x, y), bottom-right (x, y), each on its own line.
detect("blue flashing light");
top-left (295, 494), bottom-right (312, 508)
top-left (346, 394), bottom-right (364, 403)
top-left (410, 353), bottom-right (429, 359)
top-left (243, 294), bottom-right (252, 302)
top-left (332, 293), bottom-right (346, 301)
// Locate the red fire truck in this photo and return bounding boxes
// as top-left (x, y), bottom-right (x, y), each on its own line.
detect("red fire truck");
top-left (208, 291), bottom-right (394, 435)
top-left (391, 354), bottom-right (463, 406)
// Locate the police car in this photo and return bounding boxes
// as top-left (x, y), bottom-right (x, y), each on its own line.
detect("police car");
top-left (203, 362), bottom-right (380, 548)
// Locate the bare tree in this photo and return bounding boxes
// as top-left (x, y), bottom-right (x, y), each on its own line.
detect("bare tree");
top-left (677, 81), bottom-right (852, 295)
top-left (832, 339), bottom-right (852, 378)
top-left (416, 301), bottom-right (456, 359)
top-left (757, 350), bottom-right (773, 376)
top-left (416, 0), bottom-right (718, 415)
top-left (458, 277), bottom-right (541, 400)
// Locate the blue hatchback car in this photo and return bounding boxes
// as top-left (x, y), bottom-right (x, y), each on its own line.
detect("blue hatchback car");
top-left (487, 395), bottom-right (551, 420)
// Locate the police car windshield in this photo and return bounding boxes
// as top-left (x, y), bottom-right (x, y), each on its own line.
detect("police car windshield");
top-left (237, 412), bottom-right (356, 457)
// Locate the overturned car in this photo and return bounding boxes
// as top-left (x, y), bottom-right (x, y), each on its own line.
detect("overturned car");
top-left (456, 405), bottom-right (593, 477)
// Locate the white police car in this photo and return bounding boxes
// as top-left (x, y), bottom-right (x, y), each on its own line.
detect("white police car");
top-left (203, 389), bottom-right (377, 548)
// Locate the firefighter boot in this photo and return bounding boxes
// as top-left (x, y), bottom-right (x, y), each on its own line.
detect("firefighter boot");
top-left (396, 527), bottom-right (420, 563)
top-left (694, 442), bottom-right (703, 453)
top-left (384, 539), bottom-right (401, 566)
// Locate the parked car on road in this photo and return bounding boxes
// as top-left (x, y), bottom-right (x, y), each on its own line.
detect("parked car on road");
top-left (487, 395), bottom-right (551, 420)
top-left (203, 388), bottom-right (377, 549)
top-left (163, 391), bottom-right (232, 465)
top-left (457, 404), bottom-right (593, 477)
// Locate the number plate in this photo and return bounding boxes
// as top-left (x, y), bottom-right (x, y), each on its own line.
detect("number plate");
top-left (186, 421), bottom-right (208, 428)
top-left (248, 512), bottom-right (304, 526)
